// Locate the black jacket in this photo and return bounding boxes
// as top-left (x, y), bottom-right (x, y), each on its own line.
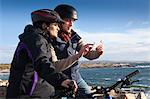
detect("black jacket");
top-left (6, 25), bottom-right (68, 98)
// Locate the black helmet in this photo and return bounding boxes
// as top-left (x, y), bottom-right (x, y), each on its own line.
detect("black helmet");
top-left (54, 4), bottom-right (78, 20)
top-left (31, 9), bottom-right (64, 23)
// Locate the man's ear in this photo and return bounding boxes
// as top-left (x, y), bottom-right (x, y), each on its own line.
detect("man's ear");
top-left (42, 23), bottom-right (47, 30)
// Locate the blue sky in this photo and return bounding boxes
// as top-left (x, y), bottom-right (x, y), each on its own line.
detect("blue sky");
top-left (0, 0), bottom-right (150, 63)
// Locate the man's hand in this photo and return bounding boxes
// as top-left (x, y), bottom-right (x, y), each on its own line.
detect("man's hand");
top-left (61, 79), bottom-right (78, 93)
top-left (77, 44), bottom-right (94, 57)
top-left (96, 41), bottom-right (104, 55)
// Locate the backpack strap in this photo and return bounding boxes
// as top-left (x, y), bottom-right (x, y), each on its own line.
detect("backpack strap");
top-left (16, 42), bottom-right (38, 96)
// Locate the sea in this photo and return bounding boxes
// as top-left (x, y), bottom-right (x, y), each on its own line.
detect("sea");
top-left (0, 65), bottom-right (150, 97)
top-left (80, 65), bottom-right (150, 98)
top-left (80, 66), bottom-right (150, 87)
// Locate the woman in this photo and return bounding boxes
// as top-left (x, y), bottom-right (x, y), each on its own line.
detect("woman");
top-left (6, 9), bottom-right (78, 98)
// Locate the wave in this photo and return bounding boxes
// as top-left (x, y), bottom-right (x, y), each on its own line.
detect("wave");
top-left (135, 65), bottom-right (150, 68)
top-left (0, 72), bottom-right (9, 75)
top-left (122, 65), bottom-right (150, 68)
top-left (103, 78), bottom-right (111, 81)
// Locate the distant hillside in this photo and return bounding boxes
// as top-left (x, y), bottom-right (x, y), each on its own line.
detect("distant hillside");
top-left (0, 64), bottom-right (10, 70)
top-left (80, 60), bottom-right (150, 68)
top-left (80, 61), bottom-right (131, 68)
top-left (0, 61), bottom-right (150, 70)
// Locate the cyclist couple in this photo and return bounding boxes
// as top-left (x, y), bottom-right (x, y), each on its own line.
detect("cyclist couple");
top-left (6, 4), bottom-right (104, 98)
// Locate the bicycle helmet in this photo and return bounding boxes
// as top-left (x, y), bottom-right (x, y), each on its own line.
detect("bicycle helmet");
top-left (31, 9), bottom-right (64, 23)
top-left (54, 4), bottom-right (78, 20)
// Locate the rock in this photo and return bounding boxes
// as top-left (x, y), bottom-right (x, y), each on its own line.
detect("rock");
top-left (0, 80), bottom-right (8, 86)
top-left (136, 92), bottom-right (147, 99)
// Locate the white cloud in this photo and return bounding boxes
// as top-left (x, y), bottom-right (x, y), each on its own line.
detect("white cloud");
top-left (125, 20), bottom-right (150, 28)
top-left (75, 27), bottom-right (150, 61)
top-left (141, 21), bottom-right (150, 25)
top-left (125, 21), bottom-right (134, 27)
top-left (0, 45), bottom-right (16, 63)
top-left (0, 28), bottom-right (149, 63)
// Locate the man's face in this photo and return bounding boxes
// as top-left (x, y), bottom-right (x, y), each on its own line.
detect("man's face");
top-left (61, 18), bottom-right (75, 33)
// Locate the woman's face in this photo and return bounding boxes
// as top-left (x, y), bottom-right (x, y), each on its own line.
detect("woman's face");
top-left (47, 23), bottom-right (60, 38)
top-left (61, 18), bottom-right (75, 33)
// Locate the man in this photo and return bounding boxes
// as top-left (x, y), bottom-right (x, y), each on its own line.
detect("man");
top-left (54, 4), bottom-right (104, 97)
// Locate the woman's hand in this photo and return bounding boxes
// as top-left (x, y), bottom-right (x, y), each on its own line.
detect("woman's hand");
top-left (61, 79), bottom-right (78, 93)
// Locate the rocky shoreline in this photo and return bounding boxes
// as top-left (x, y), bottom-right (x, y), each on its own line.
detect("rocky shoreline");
top-left (2, 60), bottom-right (150, 70)
top-left (80, 62), bottom-right (133, 68)
top-left (0, 62), bottom-right (135, 73)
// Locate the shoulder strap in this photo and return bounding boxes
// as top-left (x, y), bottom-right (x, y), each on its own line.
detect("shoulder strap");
top-left (16, 42), bottom-right (38, 96)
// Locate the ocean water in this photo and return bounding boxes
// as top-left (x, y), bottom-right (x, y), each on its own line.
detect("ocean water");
top-left (80, 66), bottom-right (150, 87)
top-left (0, 65), bottom-right (150, 87)
top-left (80, 65), bottom-right (150, 98)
